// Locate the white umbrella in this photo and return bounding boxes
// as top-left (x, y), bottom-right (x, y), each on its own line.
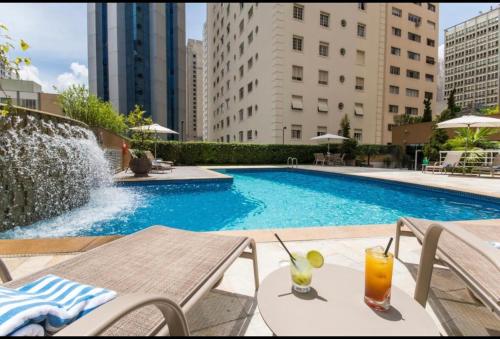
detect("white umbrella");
top-left (437, 115), bottom-right (500, 169)
top-left (310, 133), bottom-right (348, 153)
top-left (130, 123), bottom-right (179, 158)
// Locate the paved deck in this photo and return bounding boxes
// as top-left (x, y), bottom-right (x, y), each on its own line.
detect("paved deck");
top-left (114, 166), bottom-right (231, 182)
top-left (1, 235), bottom-right (498, 336)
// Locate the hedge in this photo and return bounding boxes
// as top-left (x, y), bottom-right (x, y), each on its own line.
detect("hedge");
top-left (131, 141), bottom-right (401, 166)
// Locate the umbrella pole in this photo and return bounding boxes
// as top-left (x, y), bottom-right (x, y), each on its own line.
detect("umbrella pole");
top-left (463, 125), bottom-right (469, 173)
top-left (155, 132), bottom-right (157, 159)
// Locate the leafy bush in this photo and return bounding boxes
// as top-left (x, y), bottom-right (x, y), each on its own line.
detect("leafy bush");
top-left (130, 141), bottom-right (401, 166)
top-left (58, 85), bottom-right (127, 134)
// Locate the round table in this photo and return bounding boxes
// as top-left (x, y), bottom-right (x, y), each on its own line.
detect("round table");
top-left (257, 264), bottom-right (440, 336)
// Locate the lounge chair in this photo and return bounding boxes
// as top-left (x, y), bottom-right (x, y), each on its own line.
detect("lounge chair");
top-left (0, 226), bottom-right (259, 336)
top-left (313, 153), bottom-right (326, 165)
top-left (471, 153), bottom-right (500, 177)
top-left (144, 150), bottom-right (173, 173)
top-left (394, 217), bottom-right (500, 316)
top-left (424, 151), bottom-right (463, 174)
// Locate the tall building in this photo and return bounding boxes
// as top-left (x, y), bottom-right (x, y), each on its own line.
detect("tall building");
top-left (87, 3), bottom-right (186, 134)
top-left (184, 39), bottom-right (204, 141)
top-left (444, 6), bottom-right (499, 111)
top-left (206, 3), bottom-right (438, 145)
top-left (202, 23), bottom-right (209, 141)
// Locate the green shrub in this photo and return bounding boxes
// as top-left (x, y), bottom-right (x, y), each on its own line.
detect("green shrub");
top-left (130, 141), bottom-right (401, 166)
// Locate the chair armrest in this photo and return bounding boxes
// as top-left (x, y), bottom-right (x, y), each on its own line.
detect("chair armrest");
top-left (0, 258), bottom-right (12, 283)
top-left (55, 294), bottom-right (189, 336)
top-left (414, 222), bottom-right (500, 308)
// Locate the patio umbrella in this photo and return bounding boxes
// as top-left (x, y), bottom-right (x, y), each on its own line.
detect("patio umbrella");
top-left (436, 115), bottom-right (500, 169)
top-left (130, 123), bottom-right (179, 158)
top-left (310, 133), bottom-right (348, 154)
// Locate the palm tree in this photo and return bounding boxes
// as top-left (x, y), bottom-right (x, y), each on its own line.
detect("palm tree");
top-left (445, 127), bottom-right (499, 150)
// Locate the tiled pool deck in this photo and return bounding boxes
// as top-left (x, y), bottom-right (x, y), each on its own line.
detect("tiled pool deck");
top-left (2, 165), bottom-right (499, 335)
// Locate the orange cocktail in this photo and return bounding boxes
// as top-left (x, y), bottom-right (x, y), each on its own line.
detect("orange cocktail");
top-left (364, 246), bottom-right (394, 311)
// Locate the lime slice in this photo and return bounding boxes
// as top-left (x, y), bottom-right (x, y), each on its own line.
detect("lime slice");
top-left (307, 250), bottom-right (324, 268)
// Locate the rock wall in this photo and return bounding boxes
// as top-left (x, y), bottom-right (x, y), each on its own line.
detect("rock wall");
top-left (0, 106), bottom-right (112, 231)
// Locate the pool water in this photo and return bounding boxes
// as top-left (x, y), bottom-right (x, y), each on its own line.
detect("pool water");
top-left (3, 169), bottom-right (500, 238)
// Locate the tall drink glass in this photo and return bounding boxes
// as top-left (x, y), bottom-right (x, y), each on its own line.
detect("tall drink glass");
top-left (364, 246), bottom-right (394, 311)
top-left (290, 254), bottom-right (312, 293)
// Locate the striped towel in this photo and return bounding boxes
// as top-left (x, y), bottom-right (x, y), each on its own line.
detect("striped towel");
top-left (0, 275), bottom-right (117, 336)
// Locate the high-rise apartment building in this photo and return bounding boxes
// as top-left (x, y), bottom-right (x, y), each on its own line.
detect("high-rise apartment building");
top-left (203, 23), bottom-right (209, 141)
top-left (206, 3), bottom-right (438, 145)
top-left (88, 3), bottom-right (186, 134)
top-left (444, 6), bottom-right (499, 111)
top-left (184, 39), bottom-right (204, 141)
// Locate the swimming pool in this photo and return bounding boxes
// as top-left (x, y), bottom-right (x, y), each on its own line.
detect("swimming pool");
top-left (3, 169), bottom-right (500, 239)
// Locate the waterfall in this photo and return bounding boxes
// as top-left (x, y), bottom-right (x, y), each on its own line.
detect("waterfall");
top-left (0, 111), bottom-right (113, 231)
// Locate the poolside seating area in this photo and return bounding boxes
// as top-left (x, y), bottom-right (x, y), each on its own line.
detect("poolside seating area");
top-left (313, 152), bottom-right (345, 166)
top-left (423, 151), bottom-right (463, 174)
top-left (1, 215), bottom-right (499, 336)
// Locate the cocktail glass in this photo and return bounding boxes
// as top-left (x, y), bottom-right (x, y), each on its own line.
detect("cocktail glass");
top-left (364, 246), bottom-right (394, 311)
top-left (290, 253), bottom-right (313, 293)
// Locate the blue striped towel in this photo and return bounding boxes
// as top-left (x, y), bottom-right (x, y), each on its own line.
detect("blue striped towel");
top-left (0, 275), bottom-right (117, 336)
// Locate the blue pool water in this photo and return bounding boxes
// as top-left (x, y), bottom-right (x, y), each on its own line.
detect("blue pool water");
top-left (3, 169), bottom-right (500, 238)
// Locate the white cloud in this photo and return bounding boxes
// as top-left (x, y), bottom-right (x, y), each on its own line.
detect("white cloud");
top-left (54, 62), bottom-right (88, 91)
top-left (18, 62), bottom-right (88, 93)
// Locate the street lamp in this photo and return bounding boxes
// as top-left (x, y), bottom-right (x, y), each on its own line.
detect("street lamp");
top-left (282, 126), bottom-right (287, 144)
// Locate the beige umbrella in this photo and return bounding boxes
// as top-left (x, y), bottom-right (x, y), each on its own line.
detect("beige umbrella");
top-left (310, 133), bottom-right (348, 153)
top-left (130, 123), bottom-right (179, 158)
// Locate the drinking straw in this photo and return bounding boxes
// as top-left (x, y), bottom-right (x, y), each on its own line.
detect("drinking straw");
top-left (384, 237), bottom-right (394, 257)
top-left (274, 233), bottom-right (298, 267)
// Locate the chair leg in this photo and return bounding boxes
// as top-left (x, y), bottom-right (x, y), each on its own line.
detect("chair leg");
top-left (250, 240), bottom-right (259, 290)
top-left (395, 219), bottom-right (402, 259)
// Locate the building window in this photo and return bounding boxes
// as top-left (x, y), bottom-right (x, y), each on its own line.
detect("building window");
top-left (320, 12), bottom-right (330, 28)
top-left (408, 32), bottom-right (421, 42)
top-left (293, 35), bottom-right (303, 51)
top-left (239, 109), bottom-right (244, 121)
top-left (389, 105), bottom-right (398, 113)
top-left (291, 124), bottom-right (302, 139)
top-left (427, 38), bottom-right (435, 47)
top-left (318, 70), bottom-right (328, 85)
top-left (425, 73), bottom-right (434, 82)
top-left (354, 102), bottom-right (364, 116)
top-left (388, 124), bottom-right (395, 131)
top-left (407, 51), bottom-right (420, 61)
top-left (248, 6), bottom-right (254, 19)
top-left (353, 129), bottom-right (363, 142)
top-left (341, 19), bottom-right (347, 27)
top-left (291, 95), bottom-right (304, 110)
top-left (292, 65), bottom-right (303, 81)
top-left (293, 4), bottom-right (304, 21)
top-left (406, 88), bottom-right (419, 97)
top-left (247, 81), bottom-right (253, 93)
top-left (239, 42), bottom-right (244, 56)
top-left (405, 106), bottom-right (418, 115)
top-left (239, 87), bottom-right (244, 100)
top-left (427, 3), bottom-right (436, 12)
top-left (317, 126), bottom-right (327, 136)
top-left (389, 85), bottom-right (400, 94)
top-left (239, 19), bottom-right (244, 34)
top-left (392, 27), bottom-right (401, 36)
top-left (358, 3), bottom-right (366, 10)
top-left (356, 50), bottom-right (365, 65)
top-left (248, 32), bottom-right (253, 44)
top-left (357, 23), bottom-right (366, 37)
top-left (425, 91), bottom-right (433, 100)
top-left (248, 57), bottom-right (253, 69)
top-left (247, 106), bottom-right (253, 117)
top-left (239, 131), bottom-right (244, 142)
top-left (426, 56), bottom-right (435, 65)
top-left (392, 7), bottom-right (402, 17)
top-left (408, 13), bottom-right (421, 25)
top-left (239, 65), bottom-right (244, 78)
top-left (355, 77), bottom-right (364, 90)
top-left (319, 41), bottom-right (329, 56)
top-left (406, 69), bottom-right (420, 79)
top-left (247, 130), bottom-right (253, 140)
top-left (390, 66), bottom-right (400, 75)
top-left (318, 98), bottom-right (329, 113)
top-left (391, 46), bottom-right (401, 56)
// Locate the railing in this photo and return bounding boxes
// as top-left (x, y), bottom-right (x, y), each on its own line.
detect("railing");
top-left (287, 157), bottom-right (298, 168)
top-left (438, 149), bottom-right (499, 169)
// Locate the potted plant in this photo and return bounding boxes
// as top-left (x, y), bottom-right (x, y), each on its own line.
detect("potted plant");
top-left (126, 105), bottom-right (153, 177)
top-left (129, 150), bottom-right (152, 177)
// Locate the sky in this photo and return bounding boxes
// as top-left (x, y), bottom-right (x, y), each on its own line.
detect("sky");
top-left (0, 2), bottom-right (497, 93)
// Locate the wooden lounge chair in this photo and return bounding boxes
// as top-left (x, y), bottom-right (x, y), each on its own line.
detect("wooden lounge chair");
top-left (394, 217), bottom-right (500, 316)
top-left (0, 226), bottom-right (259, 336)
top-left (313, 153), bottom-right (326, 165)
top-left (471, 153), bottom-right (500, 177)
top-left (424, 151), bottom-right (463, 174)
